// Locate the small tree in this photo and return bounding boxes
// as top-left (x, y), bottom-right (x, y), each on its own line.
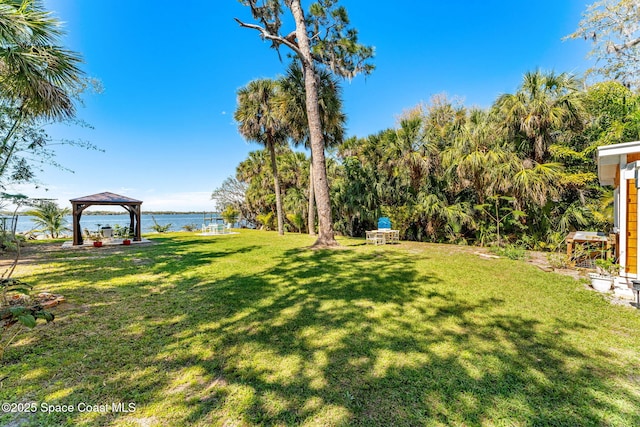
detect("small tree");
top-left (221, 205), bottom-right (239, 226)
top-left (0, 193), bottom-right (54, 361)
top-left (211, 176), bottom-right (249, 219)
top-left (567, 0), bottom-right (640, 89)
top-left (25, 201), bottom-right (70, 238)
top-left (475, 196), bottom-right (526, 247)
top-left (234, 79), bottom-right (287, 235)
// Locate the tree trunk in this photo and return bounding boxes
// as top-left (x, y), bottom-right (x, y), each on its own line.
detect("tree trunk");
top-left (495, 198), bottom-right (501, 246)
top-left (307, 157), bottom-right (316, 236)
top-left (0, 113), bottom-right (24, 180)
top-left (290, 0), bottom-right (337, 247)
top-left (268, 141), bottom-right (284, 235)
top-left (534, 134), bottom-right (545, 164)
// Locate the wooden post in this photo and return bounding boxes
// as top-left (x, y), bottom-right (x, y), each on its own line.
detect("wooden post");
top-left (128, 208), bottom-right (135, 240)
top-left (566, 232), bottom-right (575, 266)
top-left (72, 202), bottom-right (88, 246)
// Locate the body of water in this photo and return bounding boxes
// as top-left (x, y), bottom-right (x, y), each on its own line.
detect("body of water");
top-left (9, 213), bottom-right (225, 235)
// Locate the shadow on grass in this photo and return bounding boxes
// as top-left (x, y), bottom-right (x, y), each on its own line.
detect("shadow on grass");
top-left (4, 235), bottom-right (640, 426)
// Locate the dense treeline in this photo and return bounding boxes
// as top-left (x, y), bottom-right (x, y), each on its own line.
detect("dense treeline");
top-left (333, 74), bottom-right (640, 248)
top-left (217, 71), bottom-right (640, 249)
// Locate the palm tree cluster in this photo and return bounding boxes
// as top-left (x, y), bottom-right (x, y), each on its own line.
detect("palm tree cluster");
top-left (234, 70), bottom-right (640, 249)
top-left (234, 61), bottom-right (344, 235)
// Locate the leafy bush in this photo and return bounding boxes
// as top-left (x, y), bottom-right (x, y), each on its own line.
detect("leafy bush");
top-left (0, 232), bottom-right (25, 252)
top-left (150, 216), bottom-right (172, 233)
top-left (286, 213), bottom-right (305, 233)
top-left (182, 223), bottom-right (198, 232)
top-left (221, 206), bottom-right (239, 225)
top-left (490, 244), bottom-right (527, 260)
top-left (546, 252), bottom-right (571, 269)
top-left (256, 212), bottom-right (275, 230)
top-left (112, 224), bottom-right (132, 238)
top-left (594, 257), bottom-right (620, 277)
top-left (1, 278), bottom-right (54, 360)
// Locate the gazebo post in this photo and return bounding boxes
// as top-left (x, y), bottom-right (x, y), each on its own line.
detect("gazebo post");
top-left (127, 208), bottom-right (135, 241)
top-left (123, 204), bottom-right (141, 241)
top-left (134, 205), bottom-right (141, 241)
top-left (72, 202), bottom-right (88, 246)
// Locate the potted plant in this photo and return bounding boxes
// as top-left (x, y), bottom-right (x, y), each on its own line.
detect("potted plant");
top-left (83, 228), bottom-right (101, 247)
top-left (122, 228), bottom-right (132, 246)
top-left (91, 231), bottom-right (103, 248)
top-left (85, 225), bottom-right (104, 247)
top-left (116, 225), bottom-right (132, 245)
top-left (589, 258), bottom-right (619, 292)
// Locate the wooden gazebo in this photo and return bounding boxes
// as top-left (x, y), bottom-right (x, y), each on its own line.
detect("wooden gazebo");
top-left (70, 192), bottom-right (143, 245)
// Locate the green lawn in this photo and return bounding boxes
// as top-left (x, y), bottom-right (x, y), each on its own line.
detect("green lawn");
top-left (2, 230), bottom-right (640, 426)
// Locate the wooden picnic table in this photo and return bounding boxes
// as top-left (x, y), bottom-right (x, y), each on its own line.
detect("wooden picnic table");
top-left (565, 231), bottom-right (615, 266)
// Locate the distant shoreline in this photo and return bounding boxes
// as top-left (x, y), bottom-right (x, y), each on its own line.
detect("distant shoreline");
top-left (4, 211), bottom-right (220, 216)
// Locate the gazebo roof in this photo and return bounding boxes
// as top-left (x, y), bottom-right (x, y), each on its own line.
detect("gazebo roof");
top-left (70, 192), bottom-right (142, 205)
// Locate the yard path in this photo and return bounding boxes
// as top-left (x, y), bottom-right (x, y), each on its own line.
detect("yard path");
top-left (0, 241), bottom-right (136, 268)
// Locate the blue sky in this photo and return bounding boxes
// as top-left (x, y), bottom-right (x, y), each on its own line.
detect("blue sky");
top-left (13, 1), bottom-right (593, 212)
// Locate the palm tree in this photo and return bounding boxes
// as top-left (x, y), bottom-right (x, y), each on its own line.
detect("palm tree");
top-left (442, 108), bottom-right (517, 204)
top-left (0, 0), bottom-right (84, 181)
top-left (386, 113), bottom-right (430, 196)
top-left (508, 161), bottom-right (563, 208)
top-left (495, 70), bottom-right (584, 164)
top-left (25, 201), bottom-right (70, 238)
top-left (278, 61), bottom-right (345, 236)
top-left (331, 155), bottom-right (379, 237)
top-left (234, 79), bottom-right (287, 235)
top-left (279, 150), bottom-right (309, 232)
top-left (236, 150), bottom-right (273, 222)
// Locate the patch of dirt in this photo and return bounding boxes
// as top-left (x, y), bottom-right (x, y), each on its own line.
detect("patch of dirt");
top-left (132, 258), bottom-right (154, 266)
top-left (525, 250), bottom-right (587, 280)
top-left (9, 292), bottom-right (66, 309)
top-left (0, 240), bottom-right (148, 268)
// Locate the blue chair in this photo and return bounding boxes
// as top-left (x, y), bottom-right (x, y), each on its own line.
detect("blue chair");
top-left (376, 217), bottom-right (399, 244)
top-left (366, 217), bottom-right (399, 245)
top-left (378, 217), bottom-right (391, 229)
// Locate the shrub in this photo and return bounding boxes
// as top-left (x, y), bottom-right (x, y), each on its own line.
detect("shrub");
top-left (1, 278), bottom-right (54, 360)
top-left (546, 252), bottom-right (571, 269)
top-left (182, 223), bottom-right (198, 232)
top-left (490, 244), bottom-right (527, 260)
top-left (150, 216), bottom-right (171, 233)
top-left (256, 212), bottom-right (275, 230)
top-left (286, 213), bottom-right (304, 233)
top-left (221, 206), bottom-right (239, 225)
